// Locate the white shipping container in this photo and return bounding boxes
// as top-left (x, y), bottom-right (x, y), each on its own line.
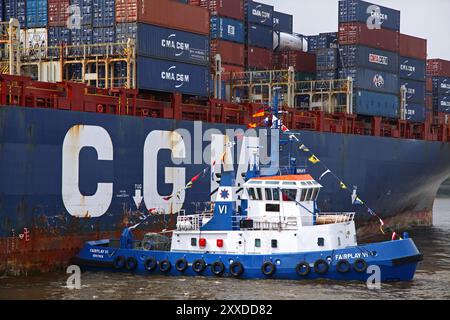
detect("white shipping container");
top-left (20, 28), bottom-right (48, 59)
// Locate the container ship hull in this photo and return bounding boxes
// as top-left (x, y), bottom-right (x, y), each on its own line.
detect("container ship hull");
top-left (1, 105), bottom-right (450, 274)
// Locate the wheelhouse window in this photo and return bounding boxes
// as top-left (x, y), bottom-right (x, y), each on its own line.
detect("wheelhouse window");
top-left (256, 188), bottom-right (262, 200)
top-left (248, 188), bottom-right (256, 200)
top-left (305, 188), bottom-right (312, 201)
top-left (281, 189), bottom-right (297, 202)
top-left (311, 188), bottom-right (319, 201)
top-left (266, 204), bottom-right (280, 212)
top-left (265, 188), bottom-right (273, 201)
top-left (300, 188), bottom-right (307, 201)
top-left (272, 188), bottom-right (280, 201)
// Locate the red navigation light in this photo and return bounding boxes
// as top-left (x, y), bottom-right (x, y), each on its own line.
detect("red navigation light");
top-left (199, 238), bottom-right (206, 247)
top-left (217, 239), bottom-right (224, 248)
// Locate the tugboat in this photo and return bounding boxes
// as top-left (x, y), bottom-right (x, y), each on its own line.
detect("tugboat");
top-left (75, 152), bottom-right (423, 282)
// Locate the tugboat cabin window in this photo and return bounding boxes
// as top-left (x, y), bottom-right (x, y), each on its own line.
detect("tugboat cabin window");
top-left (282, 189), bottom-right (297, 201)
top-left (311, 188), bottom-right (319, 201)
top-left (255, 239), bottom-right (261, 248)
top-left (248, 188), bottom-right (256, 200)
top-left (271, 239), bottom-right (278, 248)
top-left (300, 188), bottom-right (307, 201)
top-left (256, 188), bottom-right (263, 200)
top-left (272, 188), bottom-right (280, 201)
top-left (191, 238), bottom-right (197, 246)
top-left (305, 188), bottom-right (312, 201)
top-left (266, 204), bottom-right (280, 212)
top-left (265, 188), bottom-right (273, 201)
top-left (317, 238), bottom-right (325, 246)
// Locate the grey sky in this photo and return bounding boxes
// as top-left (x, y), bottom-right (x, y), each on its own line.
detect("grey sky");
top-left (259, 0), bottom-right (450, 60)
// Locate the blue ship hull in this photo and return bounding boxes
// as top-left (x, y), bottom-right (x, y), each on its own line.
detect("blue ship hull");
top-left (75, 238), bottom-right (422, 282)
top-left (1, 105), bottom-right (449, 274)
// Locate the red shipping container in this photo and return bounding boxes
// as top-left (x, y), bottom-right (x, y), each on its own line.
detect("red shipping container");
top-left (117, 0), bottom-right (210, 36)
top-left (247, 46), bottom-right (273, 70)
top-left (48, 0), bottom-right (70, 27)
top-left (338, 22), bottom-right (399, 53)
top-left (427, 59), bottom-right (450, 77)
top-left (219, 64), bottom-right (245, 80)
top-left (276, 51), bottom-right (316, 73)
top-left (210, 39), bottom-right (245, 66)
top-left (199, 0), bottom-right (244, 21)
top-left (400, 34), bottom-right (427, 60)
top-left (426, 77), bottom-right (432, 92)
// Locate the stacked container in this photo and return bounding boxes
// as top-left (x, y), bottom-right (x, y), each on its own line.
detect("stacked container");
top-left (338, 0), bottom-right (401, 118)
top-left (244, 0), bottom-right (274, 70)
top-left (48, 0), bottom-right (71, 48)
top-left (399, 34), bottom-right (427, 122)
top-left (427, 59), bottom-right (450, 115)
top-left (2, 1), bottom-right (27, 27)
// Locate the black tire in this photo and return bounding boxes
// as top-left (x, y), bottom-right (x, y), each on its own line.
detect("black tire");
top-left (296, 261), bottom-right (310, 276)
top-left (159, 259), bottom-right (172, 273)
top-left (261, 261), bottom-right (276, 276)
top-left (230, 261), bottom-right (244, 277)
top-left (126, 257), bottom-right (138, 271)
top-left (113, 256), bottom-right (126, 270)
top-left (211, 261), bottom-right (225, 276)
top-left (314, 259), bottom-right (329, 274)
top-left (192, 259), bottom-right (206, 273)
top-left (144, 257), bottom-right (157, 272)
top-left (336, 259), bottom-right (351, 273)
top-left (175, 258), bottom-right (188, 272)
top-left (354, 259), bottom-right (368, 273)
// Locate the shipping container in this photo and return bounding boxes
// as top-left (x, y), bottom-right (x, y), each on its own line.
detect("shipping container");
top-left (338, 22), bottom-right (399, 53)
top-left (27, 0), bottom-right (48, 28)
top-left (198, 0), bottom-right (244, 21)
top-left (339, 67), bottom-right (399, 94)
top-left (48, 26), bottom-right (71, 47)
top-left (115, 22), bottom-right (137, 43)
top-left (210, 39), bottom-right (245, 66)
top-left (70, 0), bottom-right (93, 26)
top-left (93, 0), bottom-right (115, 27)
top-left (48, 0), bottom-right (70, 27)
top-left (426, 93), bottom-right (433, 109)
top-left (275, 50), bottom-right (316, 73)
top-left (137, 23), bottom-right (209, 66)
top-left (307, 35), bottom-right (319, 53)
top-left (273, 32), bottom-right (307, 52)
top-left (316, 70), bottom-right (337, 80)
top-left (339, 45), bottom-right (399, 73)
top-left (273, 11), bottom-right (293, 34)
top-left (432, 77), bottom-right (450, 96)
top-left (210, 16), bottom-right (244, 44)
top-left (295, 72), bottom-right (316, 81)
top-left (399, 57), bottom-right (426, 82)
top-left (433, 95), bottom-right (450, 113)
top-left (245, 0), bottom-right (274, 27)
top-left (427, 59), bottom-right (450, 77)
top-left (354, 90), bottom-right (399, 118)
top-left (3, 1), bottom-right (27, 27)
top-left (247, 46), bottom-right (273, 70)
top-left (318, 32), bottom-right (338, 50)
top-left (316, 48), bottom-right (339, 71)
top-left (339, 0), bottom-right (401, 31)
top-left (92, 26), bottom-right (115, 47)
top-left (400, 79), bottom-right (425, 104)
top-left (138, 0), bottom-right (210, 36)
top-left (71, 26), bottom-right (93, 46)
top-left (136, 56), bottom-right (210, 96)
top-left (404, 103), bottom-right (426, 123)
top-left (399, 34), bottom-right (427, 60)
top-left (20, 28), bottom-right (48, 54)
top-left (247, 23), bottom-right (273, 50)
top-left (116, 0), bottom-right (137, 23)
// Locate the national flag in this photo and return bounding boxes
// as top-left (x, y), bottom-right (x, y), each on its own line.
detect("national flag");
top-left (247, 123), bottom-right (257, 129)
top-left (252, 109), bottom-right (265, 118)
top-left (190, 172), bottom-right (202, 183)
top-left (308, 155), bottom-right (320, 164)
top-left (299, 144), bottom-right (310, 152)
top-left (281, 125), bottom-right (289, 132)
top-left (319, 169), bottom-right (331, 180)
top-left (353, 197), bottom-right (364, 205)
top-left (340, 182), bottom-right (347, 189)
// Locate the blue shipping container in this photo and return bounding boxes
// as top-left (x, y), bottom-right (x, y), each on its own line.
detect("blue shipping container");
top-left (404, 103), bottom-right (426, 123)
top-left (400, 79), bottom-right (425, 104)
top-left (93, 0), bottom-right (115, 27)
top-left (432, 77), bottom-right (450, 96)
top-left (307, 35), bottom-right (319, 53)
top-left (4, 0), bottom-right (27, 27)
top-left (339, 45), bottom-right (399, 73)
top-left (399, 57), bottom-right (426, 82)
top-left (273, 11), bottom-right (293, 33)
top-left (137, 23), bottom-right (209, 66)
top-left (210, 16), bottom-right (244, 44)
top-left (92, 26), bottom-right (115, 54)
top-left (433, 95), bottom-right (450, 113)
top-left (115, 23), bottom-right (137, 43)
top-left (316, 48), bottom-right (339, 71)
top-left (339, 68), bottom-right (399, 94)
top-left (137, 57), bottom-right (210, 96)
top-left (247, 23), bottom-right (273, 50)
top-left (339, 0), bottom-right (401, 31)
top-left (316, 70), bottom-right (337, 81)
top-left (354, 90), bottom-right (399, 118)
top-left (26, 0), bottom-right (47, 28)
top-left (48, 27), bottom-right (71, 47)
top-left (245, 0), bottom-right (274, 27)
top-left (71, 26), bottom-right (93, 45)
top-left (70, 0), bottom-right (93, 26)
top-left (318, 32), bottom-right (338, 50)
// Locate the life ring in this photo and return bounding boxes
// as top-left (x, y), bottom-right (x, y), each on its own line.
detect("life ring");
top-left (97, 104), bottom-right (104, 113)
top-left (192, 259), bottom-right (206, 273)
top-left (113, 256), bottom-right (126, 269)
top-left (144, 257), bottom-right (157, 272)
top-left (314, 259), bottom-right (329, 274)
top-left (211, 261), bottom-right (225, 276)
top-left (295, 261), bottom-right (310, 276)
top-left (126, 257), bottom-right (138, 271)
top-left (336, 259), bottom-right (351, 273)
top-left (229, 261), bottom-right (244, 277)
top-left (175, 258), bottom-right (188, 272)
top-left (354, 259), bottom-right (368, 273)
top-left (261, 261), bottom-right (276, 276)
top-left (159, 259), bottom-right (172, 273)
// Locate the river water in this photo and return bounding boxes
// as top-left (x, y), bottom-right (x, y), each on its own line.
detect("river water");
top-left (1, 199), bottom-right (449, 300)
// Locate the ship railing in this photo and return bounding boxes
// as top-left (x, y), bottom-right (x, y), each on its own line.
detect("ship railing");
top-left (176, 213), bottom-right (214, 231)
top-left (316, 212), bottom-right (355, 224)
